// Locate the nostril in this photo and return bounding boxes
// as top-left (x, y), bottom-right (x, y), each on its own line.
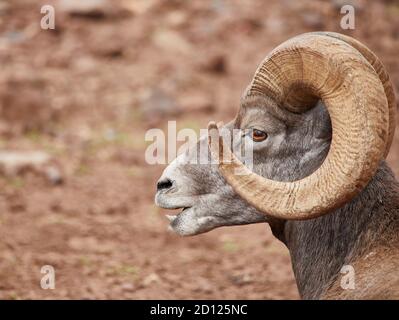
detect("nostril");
top-left (157, 178), bottom-right (173, 191)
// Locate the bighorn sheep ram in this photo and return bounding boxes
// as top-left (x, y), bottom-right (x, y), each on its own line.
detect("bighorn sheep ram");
top-left (155, 32), bottom-right (399, 299)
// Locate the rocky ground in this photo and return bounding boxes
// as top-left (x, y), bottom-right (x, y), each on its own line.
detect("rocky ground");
top-left (0, 0), bottom-right (398, 299)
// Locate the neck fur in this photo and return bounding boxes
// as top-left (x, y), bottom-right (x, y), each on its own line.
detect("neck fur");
top-left (270, 162), bottom-right (399, 299)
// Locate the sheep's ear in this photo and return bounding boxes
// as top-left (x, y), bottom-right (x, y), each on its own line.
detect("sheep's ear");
top-left (306, 100), bottom-right (332, 141)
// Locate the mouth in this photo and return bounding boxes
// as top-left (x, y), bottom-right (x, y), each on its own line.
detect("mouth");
top-left (155, 192), bottom-right (193, 224)
top-left (165, 207), bottom-right (191, 223)
top-left (155, 192), bottom-right (218, 236)
top-left (163, 205), bottom-right (202, 236)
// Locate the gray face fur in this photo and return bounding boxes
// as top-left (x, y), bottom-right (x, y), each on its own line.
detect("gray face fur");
top-left (155, 96), bottom-right (332, 236)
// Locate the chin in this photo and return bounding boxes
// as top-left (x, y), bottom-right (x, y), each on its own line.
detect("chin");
top-left (166, 210), bottom-right (220, 236)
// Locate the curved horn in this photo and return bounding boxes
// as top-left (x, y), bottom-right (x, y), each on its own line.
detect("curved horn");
top-left (312, 32), bottom-right (396, 157)
top-left (208, 33), bottom-right (390, 220)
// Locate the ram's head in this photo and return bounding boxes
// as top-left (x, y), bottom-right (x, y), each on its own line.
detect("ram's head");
top-left (155, 32), bottom-right (396, 236)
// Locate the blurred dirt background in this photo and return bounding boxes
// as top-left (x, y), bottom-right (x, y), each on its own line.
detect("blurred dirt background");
top-left (0, 0), bottom-right (398, 299)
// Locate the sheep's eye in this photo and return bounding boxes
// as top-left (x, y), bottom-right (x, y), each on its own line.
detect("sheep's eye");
top-left (251, 129), bottom-right (268, 142)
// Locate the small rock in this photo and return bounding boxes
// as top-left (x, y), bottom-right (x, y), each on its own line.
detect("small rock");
top-left (200, 54), bottom-right (227, 74)
top-left (0, 151), bottom-right (49, 174)
top-left (8, 196), bottom-right (26, 213)
top-left (68, 236), bottom-right (113, 254)
top-left (103, 128), bottom-right (117, 142)
top-left (71, 56), bottom-right (97, 73)
top-left (142, 273), bottom-right (161, 286)
top-left (0, 2), bottom-right (9, 14)
top-left (234, 17), bottom-right (263, 35)
top-left (0, 74), bottom-right (54, 134)
top-left (58, 0), bottom-right (129, 19)
top-left (300, 12), bottom-right (324, 29)
top-left (140, 88), bottom-right (180, 121)
top-left (193, 277), bottom-right (214, 294)
top-left (44, 165), bottom-right (63, 185)
top-left (58, 0), bottom-right (108, 17)
top-left (0, 151), bottom-right (63, 184)
top-left (211, 0), bottom-right (228, 14)
top-left (180, 94), bottom-right (215, 113)
top-left (120, 0), bottom-right (158, 15)
top-left (165, 10), bottom-right (188, 28)
top-left (1, 31), bottom-right (26, 44)
top-left (112, 150), bottom-right (142, 166)
top-left (265, 16), bottom-right (286, 35)
top-left (152, 30), bottom-right (192, 54)
top-left (229, 272), bottom-right (253, 286)
top-left (121, 282), bottom-right (135, 292)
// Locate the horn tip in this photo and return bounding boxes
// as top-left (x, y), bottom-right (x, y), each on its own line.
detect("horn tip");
top-left (208, 121), bottom-right (218, 131)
